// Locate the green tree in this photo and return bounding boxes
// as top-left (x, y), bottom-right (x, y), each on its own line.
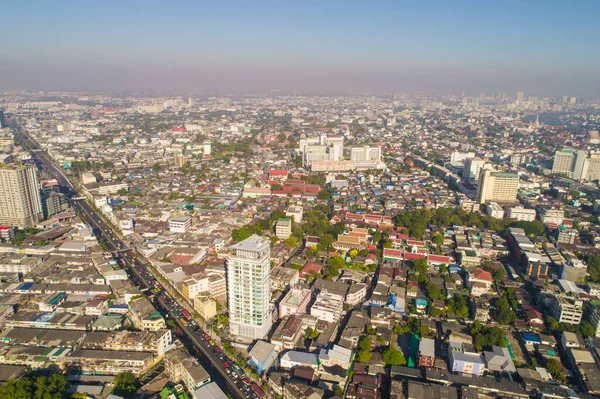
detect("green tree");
top-left (271, 183), bottom-right (283, 191)
top-left (494, 296), bottom-right (516, 325)
top-left (382, 347), bottom-right (407, 366)
top-left (513, 220), bottom-right (545, 236)
top-left (356, 336), bottom-right (372, 363)
top-left (0, 373), bottom-right (69, 399)
top-left (414, 258), bottom-right (429, 283)
top-left (284, 236), bottom-right (298, 249)
top-left (113, 372), bottom-right (137, 398)
top-left (432, 233), bottom-right (444, 246)
top-left (426, 280), bottom-right (442, 301)
top-left (317, 190), bottom-right (332, 201)
top-left (117, 187), bottom-right (128, 196)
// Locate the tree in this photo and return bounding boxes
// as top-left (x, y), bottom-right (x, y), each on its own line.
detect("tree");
top-left (414, 258), bottom-right (429, 283)
top-left (494, 296), bottom-right (516, 325)
top-left (317, 190), bottom-right (331, 201)
top-left (113, 372), bottom-right (137, 398)
top-left (0, 372), bottom-right (69, 399)
top-left (356, 336), bottom-right (372, 363)
top-left (271, 183), bottom-right (283, 191)
top-left (383, 347), bottom-right (406, 366)
top-left (426, 280), bottom-right (442, 301)
top-left (432, 233), bottom-right (444, 246)
top-left (545, 358), bottom-right (562, 375)
top-left (448, 294), bottom-right (469, 318)
top-left (284, 237), bottom-right (298, 249)
top-left (117, 187), bottom-right (128, 196)
top-left (513, 220), bottom-right (545, 236)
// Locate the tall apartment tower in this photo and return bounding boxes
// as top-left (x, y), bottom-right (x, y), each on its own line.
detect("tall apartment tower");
top-left (227, 235), bottom-right (272, 340)
top-left (476, 170), bottom-right (519, 204)
top-left (0, 165), bottom-right (43, 228)
top-left (0, 110), bottom-right (7, 128)
top-left (552, 149), bottom-right (587, 180)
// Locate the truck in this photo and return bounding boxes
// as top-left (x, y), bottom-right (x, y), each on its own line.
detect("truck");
top-left (182, 308), bottom-right (192, 320)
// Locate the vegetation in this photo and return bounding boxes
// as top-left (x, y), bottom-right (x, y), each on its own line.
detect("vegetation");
top-left (356, 336), bottom-right (372, 363)
top-left (512, 220), bottom-right (545, 236)
top-left (382, 347), bottom-right (407, 366)
top-left (546, 316), bottom-right (595, 337)
top-left (0, 372), bottom-right (70, 399)
top-left (469, 321), bottom-right (506, 351)
top-left (493, 296), bottom-right (516, 325)
top-left (112, 372), bottom-right (137, 398)
top-left (447, 294), bottom-right (470, 318)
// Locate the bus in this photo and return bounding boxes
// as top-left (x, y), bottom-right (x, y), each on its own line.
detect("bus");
top-left (182, 308), bottom-right (192, 320)
top-left (251, 383), bottom-right (266, 399)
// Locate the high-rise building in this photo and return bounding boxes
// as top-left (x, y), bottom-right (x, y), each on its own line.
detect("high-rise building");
top-left (552, 149), bottom-right (587, 180)
top-left (476, 170), bottom-right (519, 204)
top-left (463, 157), bottom-right (486, 182)
top-left (0, 110), bottom-right (7, 129)
top-left (350, 146), bottom-right (381, 162)
top-left (516, 92), bottom-right (525, 102)
top-left (228, 235), bottom-right (272, 340)
top-left (173, 153), bottom-right (186, 168)
top-left (0, 165), bottom-right (43, 228)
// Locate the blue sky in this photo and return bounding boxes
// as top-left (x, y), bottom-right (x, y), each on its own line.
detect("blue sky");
top-left (1, 0), bottom-right (599, 95)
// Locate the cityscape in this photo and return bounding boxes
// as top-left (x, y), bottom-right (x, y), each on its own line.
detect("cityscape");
top-left (1, 2), bottom-right (600, 399)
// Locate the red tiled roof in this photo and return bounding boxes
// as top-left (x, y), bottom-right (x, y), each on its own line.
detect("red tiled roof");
top-left (472, 268), bottom-right (492, 281)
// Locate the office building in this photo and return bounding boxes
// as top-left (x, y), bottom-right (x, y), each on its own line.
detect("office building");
top-left (552, 149), bottom-right (587, 180)
top-left (0, 165), bottom-right (43, 228)
top-left (350, 146), bottom-right (382, 162)
top-left (42, 190), bottom-right (69, 218)
top-left (228, 235), bottom-right (272, 340)
top-left (476, 170), bottom-right (519, 204)
top-left (462, 157), bottom-right (486, 182)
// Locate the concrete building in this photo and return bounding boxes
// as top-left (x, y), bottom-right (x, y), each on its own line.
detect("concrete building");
top-left (278, 287), bottom-right (311, 318)
top-left (463, 157), bottom-right (486, 182)
top-left (418, 338), bottom-right (436, 368)
top-left (285, 206), bottom-right (303, 224)
top-left (248, 340), bottom-right (277, 374)
top-left (194, 296), bottom-right (217, 321)
top-left (552, 149), bottom-right (587, 180)
top-left (0, 165), bottom-right (43, 228)
top-left (448, 341), bottom-right (485, 376)
top-left (310, 293), bottom-right (344, 323)
top-left (128, 297), bottom-right (166, 331)
top-left (476, 170), bottom-right (519, 204)
top-left (507, 206), bottom-right (536, 221)
top-left (548, 296), bottom-right (583, 325)
top-left (541, 208), bottom-right (564, 225)
top-left (228, 235), bottom-right (272, 340)
top-left (276, 218), bottom-right (292, 240)
top-left (485, 202), bottom-right (504, 219)
top-left (169, 216), bottom-right (191, 233)
top-left (451, 151), bottom-right (475, 163)
top-left (350, 145), bottom-right (382, 162)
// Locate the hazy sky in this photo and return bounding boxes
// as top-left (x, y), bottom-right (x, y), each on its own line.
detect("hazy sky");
top-left (1, 0), bottom-right (599, 96)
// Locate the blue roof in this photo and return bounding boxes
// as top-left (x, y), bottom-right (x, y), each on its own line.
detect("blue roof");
top-left (109, 304), bottom-right (128, 309)
top-left (21, 282), bottom-right (33, 290)
top-left (521, 332), bottom-right (541, 343)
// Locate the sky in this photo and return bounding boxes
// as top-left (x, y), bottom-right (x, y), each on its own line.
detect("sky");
top-left (1, 0), bottom-right (599, 97)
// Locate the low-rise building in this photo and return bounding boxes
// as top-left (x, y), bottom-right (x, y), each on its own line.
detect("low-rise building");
top-left (276, 218), bottom-right (292, 240)
top-left (128, 297), bottom-right (166, 331)
top-left (310, 293), bottom-right (343, 323)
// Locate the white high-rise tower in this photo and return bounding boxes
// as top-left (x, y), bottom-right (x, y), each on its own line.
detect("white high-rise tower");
top-left (227, 235), bottom-right (272, 340)
top-left (0, 165), bottom-right (43, 228)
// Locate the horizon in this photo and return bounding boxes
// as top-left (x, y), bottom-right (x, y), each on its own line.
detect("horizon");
top-left (1, 0), bottom-right (599, 97)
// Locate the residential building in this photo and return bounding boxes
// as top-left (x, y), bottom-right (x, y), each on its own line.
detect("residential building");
top-left (276, 218), bottom-right (292, 240)
top-left (278, 287), bottom-right (311, 318)
top-left (164, 347), bottom-right (211, 392)
top-left (249, 340), bottom-right (277, 374)
top-left (485, 202), bottom-right (504, 219)
top-left (350, 145), bottom-right (382, 162)
top-left (548, 296), bottom-right (583, 325)
top-left (417, 338), bottom-right (436, 368)
top-left (310, 293), bottom-right (344, 323)
top-left (451, 151), bottom-right (475, 163)
top-left (552, 149), bottom-right (587, 180)
top-left (463, 157), bottom-right (486, 182)
top-left (228, 235), bottom-right (272, 340)
top-left (318, 344), bottom-right (353, 370)
top-left (285, 206), bottom-right (303, 223)
top-left (467, 268), bottom-right (493, 297)
top-left (169, 216), bottom-right (191, 233)
top-left (128, 297), bottom-right (166, 331)
top-left (507, 206), bottom-right (536, 221)
top-left (194, 296), bottom-right (217, 321)
top-left (0, 165), bottom-right (43, 228)
top-left (541, 208), bottom-right (564, 225)
top-left (484, 346), bottom-right (516, 373)
top-left (476, 170), bottom-right (519, 204)
top-left (448, 341), bottom-right (485, 376)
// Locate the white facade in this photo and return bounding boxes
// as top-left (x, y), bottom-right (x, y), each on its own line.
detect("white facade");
top-left (507, 207), bottom-right (536, 221)
top-left (228, 235), bottom-right (272, 340)
top-left (463, 157), bottom-right (486, 182)
top-left (350, 146), bottom-right (382, 162)
top-left (451, 151), bottom-right (475, 163)
top-left (310, 293), bottom-right (344, 323)
top-left (169, 216), bottom-right (191, 233)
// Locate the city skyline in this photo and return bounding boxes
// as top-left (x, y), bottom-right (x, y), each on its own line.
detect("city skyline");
top-left (1, 0), bottom-right (599, 96)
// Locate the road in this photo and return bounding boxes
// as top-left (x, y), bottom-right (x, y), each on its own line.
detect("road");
top-left (20, 130), bottom-right (254, 399)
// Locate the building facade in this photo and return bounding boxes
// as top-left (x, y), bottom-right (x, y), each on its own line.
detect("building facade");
top-left (0, 165), bottom-right (43, 229)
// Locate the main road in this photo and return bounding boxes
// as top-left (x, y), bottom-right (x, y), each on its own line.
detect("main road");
top-left (20, 129), bottom-right (249, 399)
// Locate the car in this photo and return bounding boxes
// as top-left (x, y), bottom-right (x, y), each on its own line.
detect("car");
top-left (204, 334), bottom-right (210, 340)
top-left (214, 346), bottom-right (221, 352)
top-left (219, 354), bottom-right (224, 360)
top-left (209, 340), bottom-right (215, 346)
top-left (242, 378), bottom-right (251, 386)
top-left (223, 361), bottom-right (229, 368)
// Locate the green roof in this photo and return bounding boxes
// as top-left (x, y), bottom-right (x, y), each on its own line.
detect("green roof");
top-left (493, 173), bottom-right (519, 178)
